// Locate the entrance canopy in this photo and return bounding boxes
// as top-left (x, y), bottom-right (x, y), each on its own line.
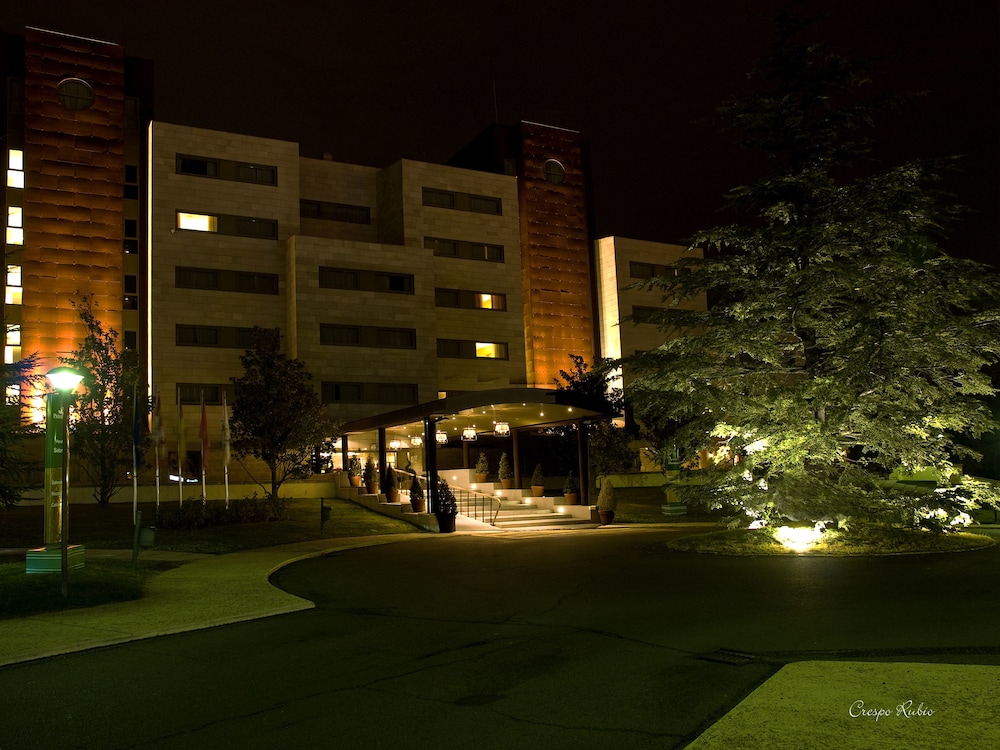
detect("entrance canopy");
top-left (339, 387), bottom-right (613, 452)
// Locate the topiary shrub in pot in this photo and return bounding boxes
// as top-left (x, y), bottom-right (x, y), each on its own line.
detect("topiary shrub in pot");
top-left (531, 463), bottom-right (545, 497)
top-left (363, 456), bottom-right (378, 495)
top-left (475, 452), bottom-right (489, 483)
top-left (381, 466), bottom-right (398, 503)
top-left (598, 478), bottom-right (616, 525)
top-left (498, 452), bottom-right (514, 489)
top-left (435, 477), bottom-right (458, 533)
top-left (563, 470), bottom-right (580, 505)
top-left (409, 472), bottom-right (426, 513)
top-left (348, 455), bottom-right (363, 487)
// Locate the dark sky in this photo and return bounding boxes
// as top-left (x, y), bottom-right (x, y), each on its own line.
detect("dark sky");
top-left (3, 1), bottom-right (997, 264)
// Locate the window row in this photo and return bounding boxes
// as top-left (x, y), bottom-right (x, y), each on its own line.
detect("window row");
top-left (176, 211), bottom-right (278, 240)
top-left (320, 324), bottom-right (416, 349)
top-left (176, 155), bottom-right (278, 186)
top-left (176, 325), bottom-right (278, 349)
top-left (422, 187), bottom-right (502, 215)
top-left (176, 267), bottom-right (279, 294)
top-left (300, 199), bottom-right (371, 225)
top-left (629, 261), bottom-right (687, 279)
top-left (424, 236), bottom-right (504, 263)
top-left (319, 267), bottom-right (414, 294)
top-left (322, 381), bottom-right (418, 405)
top-left (435, 288), bottom-right (506, 311)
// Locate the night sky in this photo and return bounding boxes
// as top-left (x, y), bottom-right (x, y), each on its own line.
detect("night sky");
top-left (3, 1), bottom-right (997, 265)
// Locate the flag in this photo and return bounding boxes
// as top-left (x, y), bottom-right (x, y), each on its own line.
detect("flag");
top-left (199, 391), bottom-right (210, 471)
top-left (150, 391), bottom-right (163, 461)
top-left (221, 392), bottom-right (231, 467)
top-left (177, 389), bottom-right (186, 476)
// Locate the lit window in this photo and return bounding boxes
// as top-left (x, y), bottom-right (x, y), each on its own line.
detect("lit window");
top-left (5, 288), bottom-right (22, 305)
top-left (5, 265), bottom-right (21, 305)
top-left (479, 294), bottom-right (494, 310)
top-left (6, 326), bottom-right (20, 345)
top-left (8, 150), bottom-right (23, 171)
top-left (7, 265), bottom-right (21, 286)
top-left (6, 383), bottom-right (19, 400)
top-left (476, 342), bottom-right (501, 358)
top-left (8, 207), bottom-right (22, 227)
top-left (6, 170), bottom-right (23, 188)
top-left (177, 212), bottom-right (218, 232)
top-left (4, 346), bottom-right (20, 364)
top-left (5, 228), bottom-right (22, 245)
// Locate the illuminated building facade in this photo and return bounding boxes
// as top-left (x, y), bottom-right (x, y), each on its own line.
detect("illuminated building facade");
top-left (3, 27), bottom-right (702, 484)
top-left (2, 27), bottom-right (151, 415)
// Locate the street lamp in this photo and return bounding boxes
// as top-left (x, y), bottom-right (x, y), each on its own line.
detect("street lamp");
top-left (46, 366), bottom-right (83, 598)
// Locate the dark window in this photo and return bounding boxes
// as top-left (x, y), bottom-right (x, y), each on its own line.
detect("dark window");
top-left (543, 159), bottom-right (566, 185)
top-left (319, 268), bottom-right (360, 290)
top-left (124, 275), bottom-right (137, 294)
top-left (422, 188), bottom-right (456, 208)
top-left (236, 217), bottom-right (278, 239)
top-left (322, 382), bottom-right (364, 403)
top-left (177, 156), bottom-right (218, 178)
top-left (320, 325), bottom-right (362, 346)
top-left (236, 163), bottom-right (277, 185)
top-left (629, 261), bottom-right (682, 279)
top-left (176, 268), bottom-right (222, 290)
top-left (435, 288), bottom-right (506, 311)
top-left (378, 383), bottom-right (418, 403)
top-left (123, 295), bottom-right (138, 311)
top-left (124, 219), bottom-right (137, 239)
top-left (375, 328), bottom-right (417, 349)
top-left (236, 272), bottom-right (279, 294)
top-left (437, 339), bottom-right (508, 359)
top-left (300, 199), bottom-right (371, 224)
top-left (176, 325), bottom-right (221, 346)
top-left (178, 384), bottom-right (227, 405)
top-left (124, 330), bottom-right (137, 351)
top-left (124, 239), bottom-right (139, 255)
top-left (380, 273), bottom-right (414, 294)
top-left (467, 195), bottom-right (501, 215)
top-left (124, 184), bottom-right (139, 200)
top-left (125, 165), bottom-right (138, 183)
top-left (425, 236), bottom-right (504, 262)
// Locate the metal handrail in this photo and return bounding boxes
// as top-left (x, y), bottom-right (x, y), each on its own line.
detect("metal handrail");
top-left (391, 468), bottom-right (501, 526)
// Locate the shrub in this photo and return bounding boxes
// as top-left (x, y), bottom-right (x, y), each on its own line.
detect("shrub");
top-left (475, 452), bottom-right (489, 474)
top-left (499, 452), bottom-right (514, 480)
top-left (531, 464), bottom-right (545, 486)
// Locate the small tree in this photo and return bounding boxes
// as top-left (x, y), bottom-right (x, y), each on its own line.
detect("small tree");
top-left (230, 328), bottom-right (337, 499)
top-left (0, 342), bottom-right (41, 508)
top-left (498, 452), bottom-right (513, 480)
top-left (61, 296), bottom-right (143, 504)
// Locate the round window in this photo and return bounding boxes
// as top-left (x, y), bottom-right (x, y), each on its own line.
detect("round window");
top-left (543, 159), bottom-right (566, 185)
top-left (57, 78), bottom-right (94, 111)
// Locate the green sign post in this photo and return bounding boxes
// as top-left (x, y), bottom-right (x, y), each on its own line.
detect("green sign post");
top-left (44, 392), bottom-right (64, 547)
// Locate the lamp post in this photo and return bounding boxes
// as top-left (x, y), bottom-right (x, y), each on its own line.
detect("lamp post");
top-left (46, 366), bottom-right (84, 598)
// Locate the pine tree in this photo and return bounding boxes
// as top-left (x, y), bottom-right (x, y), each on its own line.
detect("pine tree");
top-left (0, 339), bottom-right (40, 508)
top-left (626, 16), bottom-right (1000, 529)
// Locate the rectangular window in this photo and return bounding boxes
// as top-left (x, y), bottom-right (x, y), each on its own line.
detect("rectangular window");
top-left (629, 261), bottom-right (682, 279)
top-left (236, 217), bottom-right (278, 239)
top-left (319, 325), bottom-right (361, 346)
top-left (425, 236), bottom-right (504, 263)
top-left (435, 288), bottom-right (506, 311)
top-left (7, 149), bottom-right (24, 188)
top-left (300, 200), bottom-right (371, 224)
top-left (177, 212), bottom-right (218, 232)
top-left (321, 382), bottom-right (364, 403)
top-left (319, 267), bottom-right (360, 290)
top-left (176, 268), bottom-right (221, 290)
top-left (236, 163), bottom-right (277, 185)
top-left (437, 339), bottom-right (508, 359)
top-left (176, 325), bottom-right (220, 346)
top-left (378, 383), bottom-right (419, 403)
top-left (177, 156), bottom-right (218, 177)
top-left (422, 188), bottom-right (502, 215)
top-left (178, 384), bottom-right (228, 405)
top-left (378, 273), bottom-right (414, 294)
top-left (176, 267), bottom-right (278, 295)
top-left (375, 327), bottom-right (417, 349)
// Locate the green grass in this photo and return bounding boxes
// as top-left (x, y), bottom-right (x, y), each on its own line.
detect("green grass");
top-left (0, 559), bottom-right (174, 619)
top-left (666, 526), bottom-right (996, 555)
top-left (0, 496), bottom-right (422, 618)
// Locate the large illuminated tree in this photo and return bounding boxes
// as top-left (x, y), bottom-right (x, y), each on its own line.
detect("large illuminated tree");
top-left (626, 16), bottom-right (1000, 529)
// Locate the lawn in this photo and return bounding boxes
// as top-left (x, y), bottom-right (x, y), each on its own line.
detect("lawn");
top-left (0, 496), bottom-right (422, 618)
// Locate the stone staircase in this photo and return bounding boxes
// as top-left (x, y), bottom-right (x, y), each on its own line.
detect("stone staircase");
top-left (445, 469), bottom-right (599, 530)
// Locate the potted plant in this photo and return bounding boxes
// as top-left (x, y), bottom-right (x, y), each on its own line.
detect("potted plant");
top-left (475, 452), bottom-right (489, 483)
top-left (348, 455), bottom-right (363, 488)
top-left (563, 470), bottom-right (580, 505)
top-left (531, 464), bottom-right (545, 497)
top-left (498, 452), bottom-right (514, 489)
top-left (597, 478), bottom-right (616, 525)
top-left (408, 472), bottom-right (426, 513)
top-left (381, 466), bottom-right (398, 502)
top-left (435, 477), bottom-right (458, 533)
top-left (363, 456), bottom-right (378, 495)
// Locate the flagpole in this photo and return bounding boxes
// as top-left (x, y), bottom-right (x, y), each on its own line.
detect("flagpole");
top-left (199, 391), bottom-right (208, 502)
top-left (177, 387), bottom-right (184, 506)
top-left (222, 392), bottom-right (231, 510)
top-left (132, 382), bottom-right (138, 525)
top-left (152, 390), bottom-right (162, 512)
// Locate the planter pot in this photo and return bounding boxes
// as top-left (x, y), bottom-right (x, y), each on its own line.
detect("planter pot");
top-left (599, 509), bottom-right (615, 525)
top-left (531, 485), bottom-right (545, 497)
top-left (436, 513), bottom-right (457, 533)
top-left (474, 472), bottom-right (488, 483)
top-left (364, 482), bottom-right (378, 495)
top-left (500, 478), bottom-right (513, 490)
top-left (563, 492), bottom-right (580, 505)
top-left (349, 475), bottom-right (362, 488)
top-left (384, 489), bottom-right (398, 503)
top-left (410, 496), bottom-right (426, 513)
